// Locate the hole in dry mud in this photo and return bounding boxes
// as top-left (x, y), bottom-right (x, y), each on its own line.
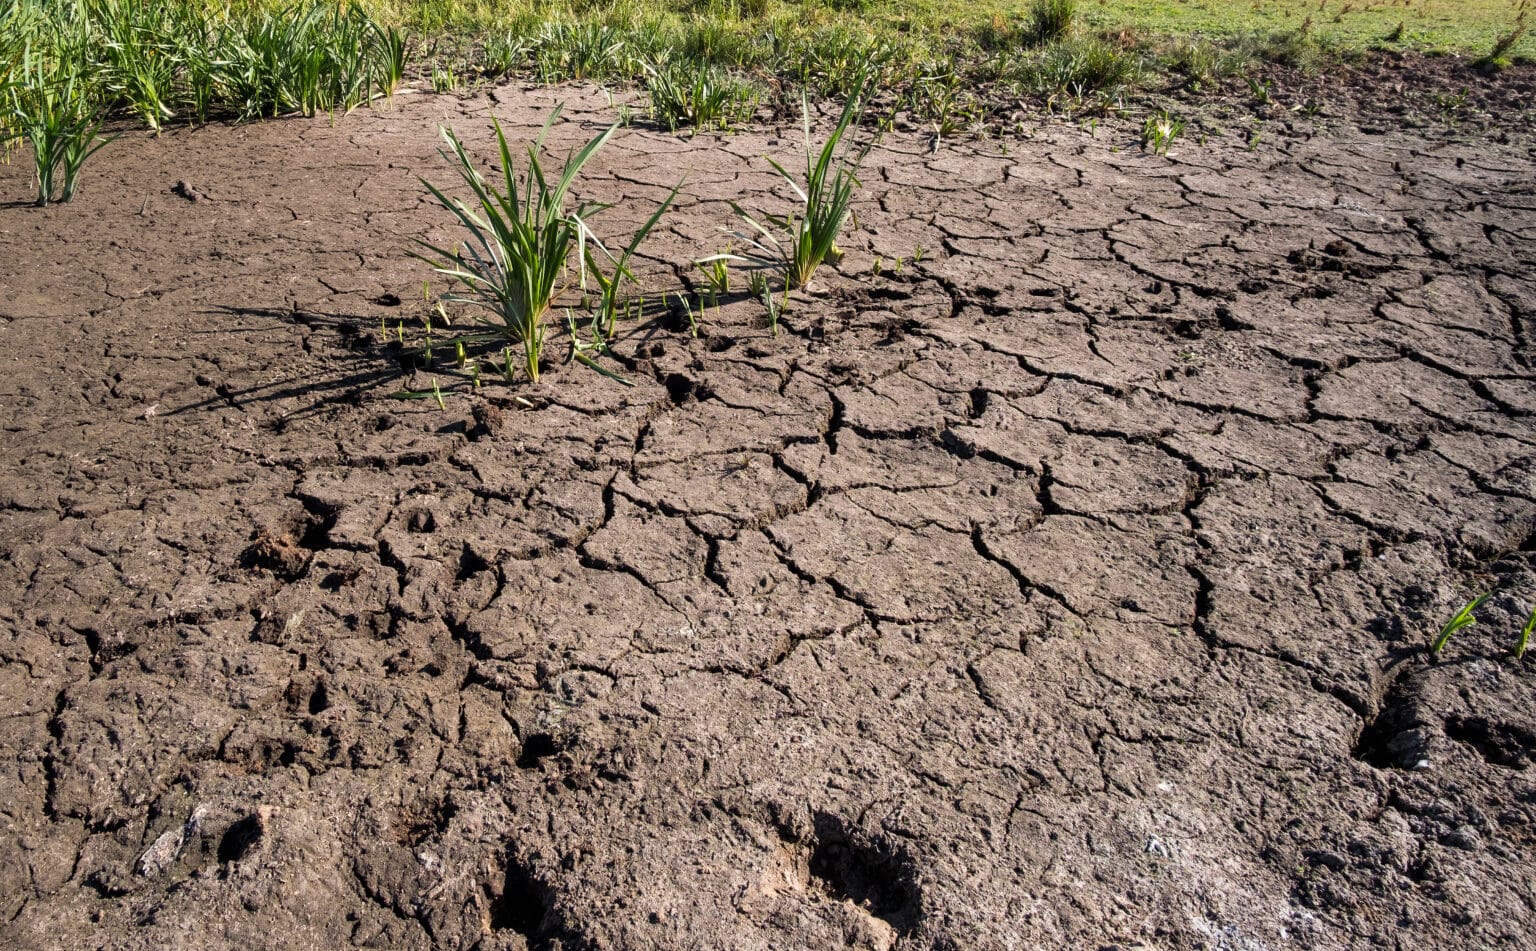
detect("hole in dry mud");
top-left (217, 813), bottom-right (264, 864)
top-left (1444, 716), bottom-right (1536, 770)
top-left (967, 387), bottom-right (990, 419)
top-left (516, 733), bottom-right (561, 769)
top-left (407, 508), bottom-right (436, 533)
top-left (489, 852), bottom-right (556, 940)
top-left (1353, 670), bottom-right (1428, 770)
top-left (664, 373), bottom-right (695, 404)
top-left (806, 813), bottom-right (921, 935)
top-left (456, 544), bottom-right (492, 582)
top-left (308, 678), bottom-right (330, 715)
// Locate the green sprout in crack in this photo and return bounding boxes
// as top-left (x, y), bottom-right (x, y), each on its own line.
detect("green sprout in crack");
top-left (1140, 109), bottom-right (1185, 155)
top-left (1432, 593), bottom-right (1490, 655)
top-left (1516, 603), bottom-right (1535, 660)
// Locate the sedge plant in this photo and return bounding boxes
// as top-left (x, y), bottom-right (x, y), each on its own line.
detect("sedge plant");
top-left (415, 107), bottom-right (674, 384)
top-left (8, 58), bottom-right (117, 207)
top-left (703, 74), bottom-right (871, 296)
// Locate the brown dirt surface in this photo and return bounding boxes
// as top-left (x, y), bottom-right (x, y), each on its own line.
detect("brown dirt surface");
top-left (2, 68), bottom-right (1536, 950)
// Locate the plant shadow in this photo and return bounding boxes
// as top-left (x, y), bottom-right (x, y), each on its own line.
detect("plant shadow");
top-left (160, 304), bottom-right (408, 421)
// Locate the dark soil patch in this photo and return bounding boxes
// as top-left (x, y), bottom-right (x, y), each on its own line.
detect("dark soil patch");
top-left (1, 74), bottom-right (1535, 950)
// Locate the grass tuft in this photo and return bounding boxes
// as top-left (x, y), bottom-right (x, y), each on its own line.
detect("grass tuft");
top-left (708, 75), bottom-right (870, 297)
top-left (415, 107), bottom-right (675, 383)
top-left (415, 109), bottom-right (616, 383)
top-left (644, 57), bottom-right (758, 133)
top-left (1018, 37), bottom-right (1141, 101)
top-left (1026, 0), bottom-right (1076, 46)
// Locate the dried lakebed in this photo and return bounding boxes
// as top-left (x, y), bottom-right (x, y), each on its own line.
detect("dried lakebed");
top-left (1, 83), bottom-right (1534, 950)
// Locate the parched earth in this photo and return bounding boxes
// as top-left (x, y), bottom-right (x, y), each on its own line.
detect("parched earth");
top-left (2, 73), bottom-right (1535, 950)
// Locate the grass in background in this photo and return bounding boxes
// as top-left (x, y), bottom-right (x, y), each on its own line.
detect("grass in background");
top-left (1, 0), bottom-right (406, 203)
top-left (3, 0), bottom-right (1531, 205)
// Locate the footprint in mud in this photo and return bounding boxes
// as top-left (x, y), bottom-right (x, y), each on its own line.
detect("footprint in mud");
top-left (488, 849), bottom-right (558, 942)
top-left (1443, 715), bottom-right (1536, 770)
top-left (744, 811), bottom-right (923, 950)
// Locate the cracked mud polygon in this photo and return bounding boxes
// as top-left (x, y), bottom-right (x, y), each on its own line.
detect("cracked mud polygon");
top-left (2, 73), bottom-right (1536, 950)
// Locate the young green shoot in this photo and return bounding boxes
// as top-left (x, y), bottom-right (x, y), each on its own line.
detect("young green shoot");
top-left (584, 180), bottom-right (682, 340)
top-left (748, 269), bottom-right (781, 335)
top-left (389, 378), bottom-right (447, 409)
top-left (695, 255), bottom-right (731, 306)
top-left (564, 309), bottom-right (635, 385)
top-left (704, 74), bottom-right (871, 292)
top-left (1517, 603), bottom-right (1535, 660)
top-left (677, 293), bottom-right (699, 338)
top-left (1432, 593), bottom-right (1490, 655)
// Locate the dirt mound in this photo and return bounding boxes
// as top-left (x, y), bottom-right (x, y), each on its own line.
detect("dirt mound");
top-left (1, 80), bottom-right (1534, 949)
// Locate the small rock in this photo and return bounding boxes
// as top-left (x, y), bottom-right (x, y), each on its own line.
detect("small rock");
top-left (471, 401), bottom-right (504, 440)
top-left (1441, 825), bottom-right (1481, 851)
top-left (137, 805), bottom-right (208, 877)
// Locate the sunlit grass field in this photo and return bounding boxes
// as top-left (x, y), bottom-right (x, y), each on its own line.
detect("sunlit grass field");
top-left (2, 0), bottom-right (1529, 205)
top-left (375, 0), bottom-right (1534, 59)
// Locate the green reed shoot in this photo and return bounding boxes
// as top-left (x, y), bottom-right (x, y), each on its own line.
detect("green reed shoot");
top-left (1433, 593), bottom-right (1490, 654)
top-left (704, 74), bottom-right (870, 292)
top-left (696, 255), bottom-right (730, 305)
top-left (415, 108), bottom-right (617, 383)
top-left (1517, 604), bottom-right (1535, 660)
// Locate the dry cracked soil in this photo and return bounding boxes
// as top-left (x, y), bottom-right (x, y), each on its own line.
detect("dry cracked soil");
top-left (2, 70), bottom-right (1536, 950)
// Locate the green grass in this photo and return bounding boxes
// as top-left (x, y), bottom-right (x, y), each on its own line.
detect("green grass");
top-left (413, 107), bottom-right (676, 383)
top-left (709, 77), bottom-right (870, 297)
top-left (365, 0), bottom-right (1533, 60)
top-left (8, 58), bottom-right (117, 206)
top-left (1072, 0), bottom-right (1534, 58)
top-left (1432, 592), bottom-right (1490, 654)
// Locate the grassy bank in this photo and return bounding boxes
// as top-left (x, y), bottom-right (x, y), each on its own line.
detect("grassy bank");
top-left (1, 0), bottom-right (1530, 204)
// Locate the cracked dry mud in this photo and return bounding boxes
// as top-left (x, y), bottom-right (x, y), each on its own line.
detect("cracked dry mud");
top-left (1, 79), bottom-right (1535, 950)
